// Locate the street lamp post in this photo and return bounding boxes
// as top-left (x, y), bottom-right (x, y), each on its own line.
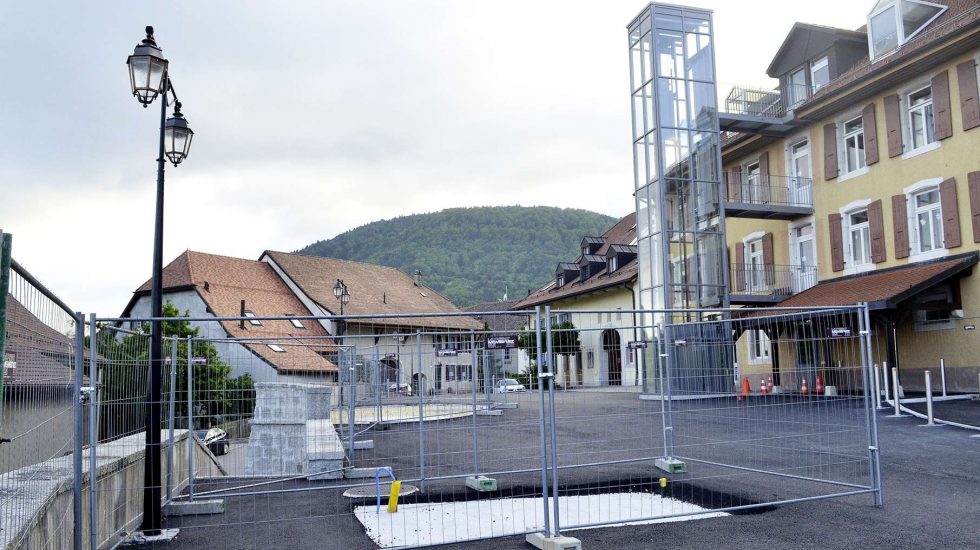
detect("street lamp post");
top-left (126, 26), bottom-right (194, 537)
top-left (333, 279), bottom-right (351, 337)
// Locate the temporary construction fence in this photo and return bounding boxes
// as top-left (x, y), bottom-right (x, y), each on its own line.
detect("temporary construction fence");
top-left (7, 305), bottom-right (882, 549)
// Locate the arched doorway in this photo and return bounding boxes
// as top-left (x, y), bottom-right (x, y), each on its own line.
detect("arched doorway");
top-left (412, 372), bottom-right (427, 396)
top-left (602, 329), bottom-right (622, 386)
top-left (380, 358), bottom-right (400, 388)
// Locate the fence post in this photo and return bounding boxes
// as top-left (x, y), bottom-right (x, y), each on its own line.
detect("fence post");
top-left (88, 314), bottom-right (99, 550)
top-left (924, 370), bottom-right (936, 426)
top-left (72, 313), bottom-right (85, 550)
top-left (167, 338), bottom-right (177, 503)
top-left (470, 330), bottom-right (479, 477)
top-left (872, 363), bottom-right (883, 409)
top-left (656, 324), bottom-right (670, 455)
top-left (187, 336), bottom-right (194, 501)
top-left (347, 347), bottom-right (356, 463)
top-left (533, 306), bottom-right (551, 537)
top-left (416, 331), bottom-right (425, 491)
top-left (859, 304), bottom-right (883, 506)
top-left (0, 230), bottom-right (10, 421)
top-left (939, 358), bottom-right (947, 397)
top-left (544, 306), bottom-right (560, 537)
top-left (892, 366), bottom-right (902, 417)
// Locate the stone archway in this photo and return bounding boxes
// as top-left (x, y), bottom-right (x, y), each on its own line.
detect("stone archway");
top-left (602, 329), bottom-right (622, 386)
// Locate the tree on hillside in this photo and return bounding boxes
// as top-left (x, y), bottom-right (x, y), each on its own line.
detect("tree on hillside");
top-left (94, 301), bottom-right (254, 439)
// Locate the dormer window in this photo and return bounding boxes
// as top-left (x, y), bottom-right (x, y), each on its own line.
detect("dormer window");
top-left (608, 256), bottom-right (619, 273)
top-left (810, 56), bottom-right (829, 91)
top-left (868, 0), bottom-right (946, 60)
top-left (557, 274), bottom-right (565, 287)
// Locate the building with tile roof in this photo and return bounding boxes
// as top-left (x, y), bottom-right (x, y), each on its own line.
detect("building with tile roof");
top-left (511, 213), bottom-right (641, 388)
top-left (260, 251), bottom-right (483, 394)
top-left (711, 0), bottom-right (980, 392)
top-left (123, 251), bottom-right (339, 384)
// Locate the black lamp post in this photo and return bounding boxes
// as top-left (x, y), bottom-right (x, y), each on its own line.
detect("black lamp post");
top-left (333, 279), bottom-right (350, 339)
top-left (126, 26), bottom-right (194, 536)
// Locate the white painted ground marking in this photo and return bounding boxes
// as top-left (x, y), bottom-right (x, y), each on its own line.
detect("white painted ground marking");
top-left (354, 492), bottom-right (729, 548)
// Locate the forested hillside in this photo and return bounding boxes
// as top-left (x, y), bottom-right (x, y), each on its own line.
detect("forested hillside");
top-left (297, 206), bottom-right (617, 307)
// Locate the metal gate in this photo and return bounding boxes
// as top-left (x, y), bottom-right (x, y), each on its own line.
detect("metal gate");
top-left (75, 305), bottom-right (881, 548)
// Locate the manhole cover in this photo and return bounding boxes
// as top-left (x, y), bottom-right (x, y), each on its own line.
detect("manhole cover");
top-left (343, 483), bottom-right (419, 499)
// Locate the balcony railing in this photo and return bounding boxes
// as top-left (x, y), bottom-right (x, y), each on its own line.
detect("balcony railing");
top-left (730, 263), bottom-right (817, 302)
top-left (724, 173), bottom-right (813, 209)
top-left (723, 85), bottom-right (783, 118)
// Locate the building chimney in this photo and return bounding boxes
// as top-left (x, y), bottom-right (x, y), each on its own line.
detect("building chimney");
top-left (240, 299), bottom-right (246, 329)
top-left (413, 270), bottom-right (422, 287)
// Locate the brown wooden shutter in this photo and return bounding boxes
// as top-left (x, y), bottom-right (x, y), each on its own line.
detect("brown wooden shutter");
top-left (932, 70), bottom-right (953, 140)
top-left (969, 172), bottom-right (980, 243)
top-left (940, 177), bottom-right (961, 248)
top-left (884, 94), bottom-right (903, 158)
top-left (869, 199), bottom-right (886, 264)
top-left (823, 123), bottom-right (838, 180)
top-left (829, 213), bottom-right (844, 272)
top-left (862, 103), bottom-right (880, 165)
top-left (735, 242), bottom-right (745, 291)
top-left (762, 232), bottom-right (775, 285)
top-left (956, 60), bottom-right (980, 131)
top-left (892, 194), bottom-right (910, 259)
top-left (730, 170), bottom-right (742, 202)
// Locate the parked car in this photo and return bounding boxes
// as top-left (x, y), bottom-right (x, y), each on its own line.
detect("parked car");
top-left (195, 427), bottom-right (229, 456)
top-left (388, 382), bottom-right (412, 395)
top-left (495, 378), bottom-right (527, 393)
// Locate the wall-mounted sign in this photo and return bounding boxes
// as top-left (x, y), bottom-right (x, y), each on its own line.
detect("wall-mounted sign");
top-left (486, 335), bottom-right (518, 349)
top-left (3, 352), bottom-right (15, 370)
top-left (627, 341), bottom-right (648, 350)
top-left (673, 339), bottom-right (687, 347)
top-left (436, 348), bottom-right (458, 357)
top-left (830, 328), bottom-right (851, 337)
top-left (966, 325), bottom-right (976, 331)
top-left (191, 357), bottom-right (208, 365)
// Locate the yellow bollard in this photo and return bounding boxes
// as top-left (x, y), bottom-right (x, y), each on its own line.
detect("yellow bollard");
top-left (659, 477), bottom-right (667, 488)
top-left (387, 481), bottom-right (402, 513)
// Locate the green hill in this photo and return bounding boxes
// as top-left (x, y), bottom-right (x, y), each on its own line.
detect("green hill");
top-left (297, 206), bottom-right (618, 307)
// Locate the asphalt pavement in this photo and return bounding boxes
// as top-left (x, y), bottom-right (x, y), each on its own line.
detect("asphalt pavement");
top-left (152, 391), bottom-right (980, 550)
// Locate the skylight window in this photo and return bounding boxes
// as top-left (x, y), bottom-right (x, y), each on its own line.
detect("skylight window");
top-left (244, 311), bottom-right (262, 326)
top-left (288, 317), bottom-right (305, 329)
top-left (268, 344), bottom-right (285, 352)
top-left (868, 0), bottom-right (946, 60)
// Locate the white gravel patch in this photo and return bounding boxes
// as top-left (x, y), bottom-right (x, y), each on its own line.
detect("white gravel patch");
top-left (355, 492), bottom-right (729, 547)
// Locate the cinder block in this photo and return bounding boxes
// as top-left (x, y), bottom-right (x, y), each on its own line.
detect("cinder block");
top-left (163, 499), bottom-right (224, 516)
top-left (526, 533), bottom-right (582, 550)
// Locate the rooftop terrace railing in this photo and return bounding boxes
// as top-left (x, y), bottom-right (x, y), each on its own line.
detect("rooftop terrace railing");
top-left (724, 173), bottom-right (814, 209)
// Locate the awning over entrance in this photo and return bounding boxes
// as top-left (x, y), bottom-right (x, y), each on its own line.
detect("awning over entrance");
top-left (774, 252), bottom-right (978, 311)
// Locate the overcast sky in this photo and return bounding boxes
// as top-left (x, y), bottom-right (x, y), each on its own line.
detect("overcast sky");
top-left (0, 1), bottom-right (870, 317)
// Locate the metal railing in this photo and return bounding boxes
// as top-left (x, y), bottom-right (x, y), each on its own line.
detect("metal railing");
top-left (730, 263), bottom-right (817, 297)
top-left (721, 83), bottom-right (815, 118)
top-left (724, 172), bottom-right (814, 208)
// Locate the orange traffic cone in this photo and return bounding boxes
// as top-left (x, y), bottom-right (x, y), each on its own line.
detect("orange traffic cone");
top-left (767, 376), bottom-right (774, 393)
top-left (759, 378), bottom-right (768, 395)
top-left (800, 377), bottom-right (809, 395)
top-left (739, 376), bottom-right (751, 401)
top-left (815, 375), bottom-right (824, 395)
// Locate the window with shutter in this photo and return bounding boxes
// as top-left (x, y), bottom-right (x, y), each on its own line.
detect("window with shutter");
top-left (957, 60), bottom-right (980, 131)
top-left (823, 123), bottom-right (838, 180)
top-left (869, 199), bottom-right (886, 264)
top-left (939, 177), bottom-right (960, 248)
top-left (762, 232), bottom-right (774, 285)
top-left (884, 94), bottom-right (903, 157)
top-left (829, 213), bottom-right (844, 272)
top-left (863, 103), bottom-right (880, 164)
top-left (892, 194), bottom-right (910, 259)
top-left (969, 172), bottom-right (980, 243)
top-left (931, 71), bottom-right (953, 140)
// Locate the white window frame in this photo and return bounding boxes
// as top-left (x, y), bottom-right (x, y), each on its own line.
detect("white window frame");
top-left (557, 273), bottom-right (565, 287)
top-left (788, 217), bottom-right (818, 292)
top-left (744, 161), bottom-right (761, 202)
top-left (906, 85), bottom-right (936, 151)
top-left (839, 114), bottom-right (869, 180)
top-left (244, 311), bottom-right (262, 326)
top-left (268, 344), bottom-right (285, 353)
top-left (741, 231), bottom-right (767, 292)
top-left (840, 199), bottom-right (875, 275)
top-left (748, 329), bottom-right (771, 364)
top-left (785, 135), bottom-right (812, 204)
top-left (868, 0), bottom-right (948, 61)
top-left (288, 316), bottom-right (305, 329)
top-left (810, 56), bottom-right (829, 92)
top-left (608, 255), bottom-right (618, 273)
top-left (904, 177), bottom-right (948, 263)
top-left (787, 67), bottom-right (808, 107)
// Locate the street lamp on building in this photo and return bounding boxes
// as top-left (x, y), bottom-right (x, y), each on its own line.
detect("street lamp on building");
top-left (333, 279), bottom-right (350, 339)
top-left (126, 25), bottom-right (194, 537)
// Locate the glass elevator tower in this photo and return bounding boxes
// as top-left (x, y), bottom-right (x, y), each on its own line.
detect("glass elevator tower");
top-left (628, 4), bottom-right (731, 394)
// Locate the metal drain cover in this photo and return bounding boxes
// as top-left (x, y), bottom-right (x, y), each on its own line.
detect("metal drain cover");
top-left (343, 483), bottom-right (419, 499)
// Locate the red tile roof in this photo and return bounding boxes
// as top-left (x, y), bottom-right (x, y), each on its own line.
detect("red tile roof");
top-left (131, 251), bottom-right (338, 374)
top-left (776, 253), bottom-right (978, 310)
